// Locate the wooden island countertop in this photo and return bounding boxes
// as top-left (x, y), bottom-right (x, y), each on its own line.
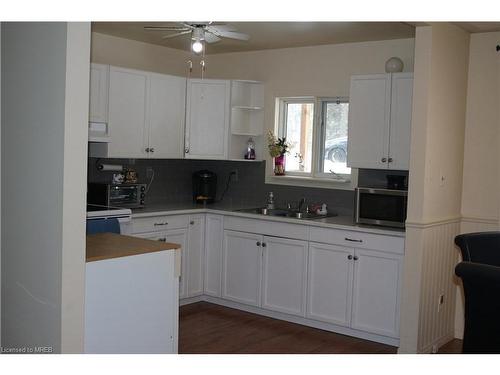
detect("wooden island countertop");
top-left (86, 232), bottom-right (181, 263)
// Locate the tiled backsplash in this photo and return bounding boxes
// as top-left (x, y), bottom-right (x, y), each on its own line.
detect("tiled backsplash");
top-left (88, 158), bottom-right (356, 216)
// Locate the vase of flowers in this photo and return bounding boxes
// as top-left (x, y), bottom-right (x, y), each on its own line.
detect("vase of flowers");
top-left (267, 131), bottom-right (290, 176)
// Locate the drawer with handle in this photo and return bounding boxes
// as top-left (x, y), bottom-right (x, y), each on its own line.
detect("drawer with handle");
top-left (131, 214), bottom-right (189, 234)
top-left (309, 226), bottom-right (404, 255)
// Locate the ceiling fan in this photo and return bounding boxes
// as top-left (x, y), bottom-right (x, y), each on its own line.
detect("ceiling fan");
top-left (144, 22), bottom-right (250, 54)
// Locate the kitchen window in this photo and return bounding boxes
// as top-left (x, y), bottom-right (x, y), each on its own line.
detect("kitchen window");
top-left (275, 97), bottom-right (352, 184)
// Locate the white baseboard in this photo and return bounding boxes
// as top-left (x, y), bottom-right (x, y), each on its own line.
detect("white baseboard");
top-left (179, 295), bottom-right (205, 306)
top-left (419, 333), bottom-right (456, 354)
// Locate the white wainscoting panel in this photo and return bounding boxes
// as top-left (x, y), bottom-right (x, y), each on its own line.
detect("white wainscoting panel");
top-left (417, 219), bottom-right (461, 353)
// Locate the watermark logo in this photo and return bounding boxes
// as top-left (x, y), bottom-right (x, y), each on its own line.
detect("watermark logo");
top-left (1, 346), bottom-right (53, 354)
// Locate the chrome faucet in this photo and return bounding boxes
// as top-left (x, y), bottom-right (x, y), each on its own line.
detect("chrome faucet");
top-left (298, 197), bottom-right (306, 212)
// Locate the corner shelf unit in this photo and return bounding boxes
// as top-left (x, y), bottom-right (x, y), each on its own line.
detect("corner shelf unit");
top-left (229, 80), bottom-right (265, 160)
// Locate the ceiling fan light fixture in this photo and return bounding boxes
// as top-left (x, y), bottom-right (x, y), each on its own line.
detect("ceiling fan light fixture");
top-left (192, 39), bottom-right (204, 54)
top-left (191, 28), bottom-right (204, 54)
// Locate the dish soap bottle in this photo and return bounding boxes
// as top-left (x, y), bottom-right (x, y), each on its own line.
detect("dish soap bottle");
top-left (244, 137), bottom-right (256, 160)
top-left (267, 192), bottom-right (275, 210)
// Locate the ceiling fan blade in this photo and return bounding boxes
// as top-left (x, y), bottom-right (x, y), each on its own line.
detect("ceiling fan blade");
top-left (161, 30), bottom-right (192, 40)
top-left (144, 26), bottom-right (190, 31)
top-left (204, 32), bottom-right (221, 43)
top-left (212, 30), bottom-right (250, 41)
top-left (207, 24), bottom-right (236, 32)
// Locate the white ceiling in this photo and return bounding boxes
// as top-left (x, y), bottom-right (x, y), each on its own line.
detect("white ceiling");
top-left (92, 22), bottom-right (417, 54)
top-left (453, 22), bottom-right (500, 33)
top-left (92, 22), bottom-right (500, 55)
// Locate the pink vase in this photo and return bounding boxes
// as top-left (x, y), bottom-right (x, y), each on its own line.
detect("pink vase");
top-left (274, 155), bottom-right (286, 175)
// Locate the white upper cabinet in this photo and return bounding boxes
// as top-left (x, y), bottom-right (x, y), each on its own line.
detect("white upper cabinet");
top-left (347, 73), bottom-right (413, 170)
top-left (106, 66), bottom-right (186, 159)
top-left (388, 73), bottom-right (413, 170)
top-left (108, 67), bottom-right (149, 158)
top-left (185, 79), bottom-right (231, 160)
top-left (229, 80), bottom-right (264, 161)
top-left (89, 63), bottom-right (109, 124)
top-left (88, 64), bottom-right (110, 142)
top-left (148, 73), bottom-right (186, 159)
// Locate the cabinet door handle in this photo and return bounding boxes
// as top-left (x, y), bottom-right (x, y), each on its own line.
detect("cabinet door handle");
top-left (381, 157), bottom-right (387, 163)
top-left (388, 157), bottom-right (393, 163)
top-left (150, 147), bottom-right (155, 153)
top-left (262, 242), bottom-right (267, 248)
top-left (190, 220), bottom-right (195, 225)
top-left (256, 241), bottom-right (261, 247)
top-left (185, 147), bottom-right (190, 154)
top-left (353, 256), bottom-right (359, 261)
top-left (158, 237), bottom-right (166, 242)
top-left (347, 254), bottom-right (353, 260)
top-left (154, 222), bottom-right (168, 226)
top-left (345, 237), bottom-right (363, 243)
top-left (145, 147), bottom-right (150, 153)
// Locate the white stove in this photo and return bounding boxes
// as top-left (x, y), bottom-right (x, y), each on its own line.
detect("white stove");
top-left (86, 204), bottom-right (132, 234)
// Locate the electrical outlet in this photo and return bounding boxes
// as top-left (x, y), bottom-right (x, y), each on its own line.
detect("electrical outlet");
top-left (146, 167), bottom-right (154, 178)
top-left (230, 169), bottom-right (239, 182)
top-left (437, 294), bottom-right (444, 312)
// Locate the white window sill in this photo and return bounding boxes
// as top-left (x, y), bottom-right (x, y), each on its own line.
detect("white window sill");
top-left (265, 173), bottom-right (357, 191)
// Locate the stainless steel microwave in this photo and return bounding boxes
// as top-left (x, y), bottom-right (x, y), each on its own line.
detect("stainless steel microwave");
top-left (355, 187), bottom-right (408, 228)
top-left (87, 183), bottom-right (146, 208)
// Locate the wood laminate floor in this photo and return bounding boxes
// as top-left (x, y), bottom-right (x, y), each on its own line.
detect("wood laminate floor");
top-left (179, 302), bottom-right (397, 354)
top-left (179, 302), bottom-right (463, 354)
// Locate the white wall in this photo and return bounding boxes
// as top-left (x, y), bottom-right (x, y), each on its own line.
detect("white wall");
top-left (0, 22), bottom-right (2, 346)
top-left (203, 39), bottom-right (415, 178)
top-left (1, 22), bottom-right (89, 353)
top-left (60, 23), bottom-right (91, 353)
top-left (461, 31), bottom-right (500, 224)
top-left (91, 32), bottom-right (191, 76)
top-left (455, 31), bottom-right (500, 339)
top-left (399, 23), bottom-right (470, 353)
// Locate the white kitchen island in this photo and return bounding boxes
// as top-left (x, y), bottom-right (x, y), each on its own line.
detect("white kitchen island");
top-left (85, 233), bottom-right (181, 354)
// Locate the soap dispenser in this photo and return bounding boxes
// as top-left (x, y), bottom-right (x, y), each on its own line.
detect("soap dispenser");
top-left (267, 192), bottom-right (275, 210)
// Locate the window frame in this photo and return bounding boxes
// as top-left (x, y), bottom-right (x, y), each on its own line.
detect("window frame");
top-left (273, 96), bottom-right (354, 188)
top-left (277, 96), bottom-right (316, 177)
top-left (313, 97), bottom-right (351, 180)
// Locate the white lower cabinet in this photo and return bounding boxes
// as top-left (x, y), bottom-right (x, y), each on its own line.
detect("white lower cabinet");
top-left (186, 215), bottom-right (205, 297)
top-left (222, 230), bottom-right (308, 317)
top-left (261, 236), bottom-right (308, 316)
top-left (222, 230), bottom-right (263, 306)
top-left (350, 248), bottom-right (402, 338)
top-left (307, 242), bottom-right (353, 326)
top-left (166, 229), bottom-right (189, 299)
top-left (131, 214), bottom-right (203, 300)
top-left (204, 214), bottom-right (224, 297)
top-left (134, 228), bottom-right (188, 298)
top-left (131, 213), bottom-right (404, 344)
top-left (307, 242), bottom-right (402, 338)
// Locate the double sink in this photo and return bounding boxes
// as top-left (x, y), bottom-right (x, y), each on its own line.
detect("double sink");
top-left (236, 207), bottom-right (337, 220)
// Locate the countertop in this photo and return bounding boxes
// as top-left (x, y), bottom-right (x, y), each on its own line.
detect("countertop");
top-left (86, 232), bottom-right (181, 263)
top-left (132, 202), bottom-right (406, 237)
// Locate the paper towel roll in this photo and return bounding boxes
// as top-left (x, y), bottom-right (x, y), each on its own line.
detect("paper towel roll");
top-left (98, 164), bottom-right (123, 172)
